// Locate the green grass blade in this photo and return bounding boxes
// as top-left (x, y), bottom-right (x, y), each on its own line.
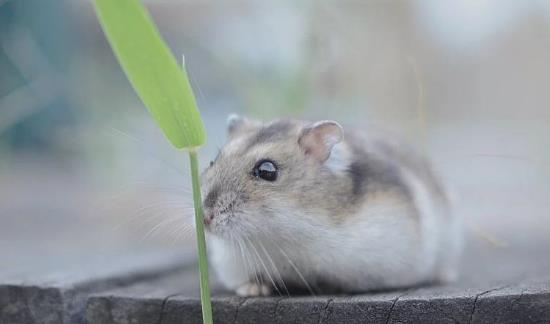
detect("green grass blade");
top-left (189, 150), bottom-right (213, 324)
top-left (93, 1), bottom-right (213, 323)
top-left (93, 0), bottom-right (205, 149)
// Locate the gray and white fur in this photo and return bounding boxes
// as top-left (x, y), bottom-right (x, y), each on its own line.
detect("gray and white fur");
top-left (201, 116), bottom-right (462, 296)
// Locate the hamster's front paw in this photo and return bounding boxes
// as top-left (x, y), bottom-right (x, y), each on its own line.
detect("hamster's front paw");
top-left (236, 282), bottom-right (272, 297)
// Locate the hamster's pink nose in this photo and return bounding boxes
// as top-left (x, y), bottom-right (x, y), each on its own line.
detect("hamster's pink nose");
top-left (204, 211), bottom-right (214, 226)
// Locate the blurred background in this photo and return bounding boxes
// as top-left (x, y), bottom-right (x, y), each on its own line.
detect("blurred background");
top-left (1, 0), bottom-right (549, 279)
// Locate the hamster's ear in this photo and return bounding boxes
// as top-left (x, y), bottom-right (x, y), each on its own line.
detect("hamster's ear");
top-left (299, 121), bottom-right (344, 162)
top-left (227, 114), bottom-right (246, 134)
top-left (227, 114), bottom-right (259, 137)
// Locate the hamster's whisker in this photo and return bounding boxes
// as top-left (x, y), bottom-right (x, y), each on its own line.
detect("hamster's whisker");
top-left (121, 181), bottom-right (191, 195)
top-left (244, 235), bottom-right (282, 296)
top-left (113, 202), bottom-right (195, 242)
top-left (248, 240), bottom-right (265, 289)
top-left (133, 208), bottom-right (191, 227)
top-left (228, 234), bottom-right (239, 265)
top-left (133, 201), bottom-right (194, 215)
top-left (109, 203), bottom-right (183, 232)
top-left (267, 236), bottom-right (316, 296)
top-left (139, 203), bottom-right (194, 219)
top-left (235, 238), bottom-right (254, 286)
top-left (175, 225), bottom-right (196, 243)
top-left (166, 220), bottom-right (195, 242)
top-left (143, 216), bottom-right (176, 239)
top-left (257, 239), bottom-right (290, 296)
top-left (111, 211), bottom-right (161, 233)
top-left (140, 209), bottom-right (179, 239)
top-left (100, 184), bottom-right (188, 204)
top-left (238, 238), bottom-right (261, 288)
top-left (231, 234), bottom-right (260, 290)
top-left (132, 212), bottom-right (192, 228)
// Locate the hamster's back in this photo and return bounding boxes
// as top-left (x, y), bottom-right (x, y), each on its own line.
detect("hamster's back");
top-left (346, 128), bottom-right (462, 283)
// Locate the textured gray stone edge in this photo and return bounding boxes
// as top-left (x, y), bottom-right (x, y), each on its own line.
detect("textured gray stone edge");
top-left (84, 279), bottom-right (550, 324)
top-left (0, 257), bottom-right (193, 324)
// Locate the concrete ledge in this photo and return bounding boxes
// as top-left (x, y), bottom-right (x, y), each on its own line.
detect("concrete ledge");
top-left (0, 251), bottom-right (194, 324)
top-left (3, 239), bottom-right (550, 323)
top-left (84, 279), bottom-right (550, 324)
top-left (82, 240), bottom-right (550, 324)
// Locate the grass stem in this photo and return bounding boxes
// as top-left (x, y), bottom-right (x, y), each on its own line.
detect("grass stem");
top-left (189, 149), bottom-right (213, 324)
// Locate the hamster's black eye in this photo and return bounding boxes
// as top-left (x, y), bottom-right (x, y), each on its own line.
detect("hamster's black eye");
top-left (253, 160), bottom-right (278, 182)
top-left (209, 161), bottom-right (214, 167)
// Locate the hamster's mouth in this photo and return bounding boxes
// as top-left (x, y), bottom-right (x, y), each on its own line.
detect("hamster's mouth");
top-left (205, 210), bottom-right (251, 240)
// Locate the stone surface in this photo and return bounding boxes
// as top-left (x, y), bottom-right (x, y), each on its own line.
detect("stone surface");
top-left (82, 278), bottom-right (550, 324)
top-left (321, 293), bottom-right (397, 324)
top-left (471, 277), bottom-right (550, 324)
top-left (3, 234), bottom-right (550, 323)
top-left (0, 250), bottom-right (195, 324)
top-left (3, 245), bottom-right (550, 324)
top-left (81, 237), bottom-right (550, 324)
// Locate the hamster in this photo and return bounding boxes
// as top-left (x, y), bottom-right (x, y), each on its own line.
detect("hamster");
top-left (200, 115), bottom-right (462, 296)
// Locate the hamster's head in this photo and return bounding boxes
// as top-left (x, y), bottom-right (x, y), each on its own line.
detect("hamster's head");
top-left (201, 115), bottom-right (344, 240)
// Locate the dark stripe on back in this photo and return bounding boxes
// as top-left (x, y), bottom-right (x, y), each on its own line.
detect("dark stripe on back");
top-left (347, 160), bottom-right (369, 197)
top-left (346, 148), bottom-right (405, 202)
